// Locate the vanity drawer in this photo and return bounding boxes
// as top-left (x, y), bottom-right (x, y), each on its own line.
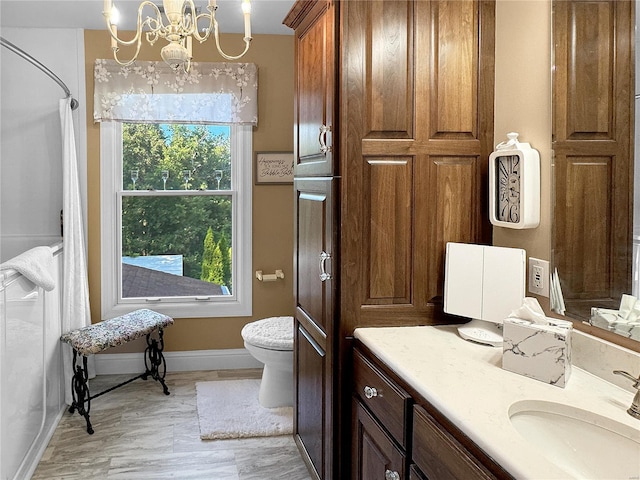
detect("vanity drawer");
top-left (412, 404), bottom-right (494, 480)
top-left (353, 348), bottom-right (410, 448)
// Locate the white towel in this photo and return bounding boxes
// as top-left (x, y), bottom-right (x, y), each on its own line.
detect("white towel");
top-left (0, 246), bottom-right (55, 291)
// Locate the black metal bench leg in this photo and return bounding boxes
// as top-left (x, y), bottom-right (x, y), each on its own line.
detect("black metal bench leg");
top-left (68, 349), bottom-right (94, 434)
top-left (142, 328), bottom-right (170, 395)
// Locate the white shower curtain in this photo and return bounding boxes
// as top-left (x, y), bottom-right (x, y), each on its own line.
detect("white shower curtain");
top-left (60, 97), bottom-right (92, 405)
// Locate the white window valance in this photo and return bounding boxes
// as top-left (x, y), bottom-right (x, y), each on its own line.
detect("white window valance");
top-left (93, 59), bottom-right (258, 125)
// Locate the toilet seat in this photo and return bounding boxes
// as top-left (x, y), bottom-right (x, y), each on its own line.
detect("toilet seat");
top-left (241, 316), bottom-right (293, 351)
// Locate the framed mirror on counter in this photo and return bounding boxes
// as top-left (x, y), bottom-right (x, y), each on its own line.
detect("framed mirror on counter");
top-left (551, 0), bottom-right (639, 346)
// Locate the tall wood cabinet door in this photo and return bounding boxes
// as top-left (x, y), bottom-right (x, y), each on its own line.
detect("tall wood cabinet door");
top-left (295, 323), bottom-right (327, 480)
top-left (289, 0), bottom-right (336, 177)
top-left (340, 0), bottom-right (495, 329)
top-left (294, 177), bottom-right (336, 338)
top-left (293, 177), bottom-right (336, 480)
top-left (552, 0), bottom-right (634, 316)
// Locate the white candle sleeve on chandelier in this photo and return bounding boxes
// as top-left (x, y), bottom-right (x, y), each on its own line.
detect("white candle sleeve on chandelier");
top-left (242, 0), bottom-right (251, 39)
top-left (111, 25), bottom-right (118, 49)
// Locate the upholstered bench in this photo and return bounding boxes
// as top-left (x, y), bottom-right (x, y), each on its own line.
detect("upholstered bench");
top-left (60, 308), bottom-right (173, 434)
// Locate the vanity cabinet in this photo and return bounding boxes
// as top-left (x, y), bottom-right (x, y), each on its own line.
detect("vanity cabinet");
top-left (352, 348), bottom-right (410, 480)
top-left (352, 400), bottom-right (406, 480)
top-left (352, 344), bottom-right (513, 480)
top-left (412, 405), bottom-right (494, 480)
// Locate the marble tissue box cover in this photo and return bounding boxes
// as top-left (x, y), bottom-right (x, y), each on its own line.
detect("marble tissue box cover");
top-left (502, 318), bottom-right (573, 388)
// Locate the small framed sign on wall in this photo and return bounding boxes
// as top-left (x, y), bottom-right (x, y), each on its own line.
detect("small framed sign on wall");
top-left (255, 151), bottom-right (294, 185)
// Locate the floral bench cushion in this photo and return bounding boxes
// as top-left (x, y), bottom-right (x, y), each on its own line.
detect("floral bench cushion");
top-left (60, 309), bottom-right (173, 356)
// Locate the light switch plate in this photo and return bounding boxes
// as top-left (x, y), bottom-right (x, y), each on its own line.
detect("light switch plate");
top-left (528, 257), bottom-right (549, 297)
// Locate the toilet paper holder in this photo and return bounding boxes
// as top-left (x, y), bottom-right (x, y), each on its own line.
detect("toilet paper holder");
top-left (256, 269), bottom-right (285, 282)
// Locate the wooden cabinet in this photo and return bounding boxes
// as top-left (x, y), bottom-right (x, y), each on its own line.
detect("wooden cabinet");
top-left (293, 176), bottom-right (337, 480)
top-left (287, 2), bottom-right (339, 478)
top-left (295, 323), bottom-right (326, 478)
top-left (352, 344), bottom-right (513, 480)
top-left (412, 405), bottom-right (494, 480)
top-left (291, 0), bottom-right (336, 177)
top-left (552, 0), bottom-right (634, 317)
top-left (339, 0), bottom-right (495, 330)
top-left (285, 1), bottom-right (495, 478)
top-left (352, 399), bottom-right (406, 480)
top-left (352, 348), bottom-right (411, 480)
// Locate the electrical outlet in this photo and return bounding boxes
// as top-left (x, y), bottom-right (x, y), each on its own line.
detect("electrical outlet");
top-left (528, 257), bottom-right (549, 297)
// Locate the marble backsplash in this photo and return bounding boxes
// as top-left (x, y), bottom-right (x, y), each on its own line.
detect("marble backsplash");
top-left (572, 329), bottom-right (640, 393)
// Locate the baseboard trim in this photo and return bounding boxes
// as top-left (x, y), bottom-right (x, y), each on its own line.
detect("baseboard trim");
top-left (94, 348), bottom-right (262, 375)
top-left (18, 406), bottom-right (66, 480)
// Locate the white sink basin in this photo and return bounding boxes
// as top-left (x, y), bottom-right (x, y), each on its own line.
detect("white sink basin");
top-left (509, 400), bottom-right (640, 479)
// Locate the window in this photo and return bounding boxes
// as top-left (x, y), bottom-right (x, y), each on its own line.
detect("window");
top-left (100, 121), bottom-right (252, 319)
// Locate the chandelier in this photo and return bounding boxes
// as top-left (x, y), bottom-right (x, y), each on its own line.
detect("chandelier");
top-left (103, 0), bottom-right (252, 72)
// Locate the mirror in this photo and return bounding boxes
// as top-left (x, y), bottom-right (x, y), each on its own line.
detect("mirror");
top-left (551, 0), bottom-right (639, 343)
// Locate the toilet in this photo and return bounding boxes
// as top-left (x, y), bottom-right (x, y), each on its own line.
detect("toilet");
top-left (241, 316), bottom-right (294, 408)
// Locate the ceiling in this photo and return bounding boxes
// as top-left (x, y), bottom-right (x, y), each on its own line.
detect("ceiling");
top-left (0, 0), bottom-right (294, 35)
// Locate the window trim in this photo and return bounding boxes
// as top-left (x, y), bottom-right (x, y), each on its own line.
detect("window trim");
top-left (100, 121), bottom-right (252, 319)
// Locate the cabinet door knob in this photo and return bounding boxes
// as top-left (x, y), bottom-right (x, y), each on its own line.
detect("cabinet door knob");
top-left (364, 385), bottom-right (378, 399)
top-left (318, 124), bottom-right (332, 154)
top-left (319, 251), bottom-right (332, 281)
top-left (385, 469), bottom-right (400, 480)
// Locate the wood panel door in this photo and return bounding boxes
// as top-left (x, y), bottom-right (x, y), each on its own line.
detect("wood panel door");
top-left (293, 177), bottom-right (336, 480)
top-left (294, 177), bottom-right (336, 337)
top-left (340, 0), bottom-right (495, 331)
top-left (295, 322), bottom-right (326, 480)
top-left (352, 399), bottom-right (406, 480)
top-left (552, 0), bottom-right (634, 317)
top-left (287, 0), bottom-right (336, 177)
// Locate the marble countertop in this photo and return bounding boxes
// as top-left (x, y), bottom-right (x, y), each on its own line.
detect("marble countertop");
top-left (354, 325), bottom-right (640, 480)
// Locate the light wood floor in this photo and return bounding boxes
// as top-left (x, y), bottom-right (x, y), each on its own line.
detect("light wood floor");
top-left (32, 369), bottom-right (313, 479)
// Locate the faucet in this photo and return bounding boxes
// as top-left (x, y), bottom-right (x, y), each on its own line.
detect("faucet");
top-left (613, 370), bottom-right (640, 420)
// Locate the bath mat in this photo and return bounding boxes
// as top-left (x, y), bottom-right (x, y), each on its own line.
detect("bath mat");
top-left (196, 379), bottom-right (293, 440)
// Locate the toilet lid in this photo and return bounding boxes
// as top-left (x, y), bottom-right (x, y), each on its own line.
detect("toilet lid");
top-left (241, 316), bottom-right (294, 351)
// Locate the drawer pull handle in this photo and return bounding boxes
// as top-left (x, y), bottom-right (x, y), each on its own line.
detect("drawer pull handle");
top-left (364, 385), bottom-right (378, 399)
top-left (385, 469), bottom-right (400, 480)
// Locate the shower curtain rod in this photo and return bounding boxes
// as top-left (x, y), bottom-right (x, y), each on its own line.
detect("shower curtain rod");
top-left (0, 36), bottom-right (79, 111)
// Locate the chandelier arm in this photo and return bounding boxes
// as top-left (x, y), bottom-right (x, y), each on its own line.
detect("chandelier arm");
top-left (112, 37), bottom-right (144, 67)
top-left (105, 21), bottom-right (141, 48)
top-left (190, 20), bottom-right (213, 42)
top-left (183, 0), bottom-right (197, 30)
top-left (104, 1), bottom-right (163, 47)
top-left (212, 21), bottom-right (252, 61)
top-left (145, 17), bottom-right (163, 45)
top-left (190, 5), bottom-right (216, 42)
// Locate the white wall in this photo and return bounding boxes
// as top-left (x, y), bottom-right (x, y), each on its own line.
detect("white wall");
top-left (0, 28), bottom-right (87, 261)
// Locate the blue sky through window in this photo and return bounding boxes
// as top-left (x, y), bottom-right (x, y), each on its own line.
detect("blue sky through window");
top-left (160, 124), bottom-right (230, 141)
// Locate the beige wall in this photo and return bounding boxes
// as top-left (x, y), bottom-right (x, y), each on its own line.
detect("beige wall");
top-left (494, 0), bottom-right (552, 309)
top-left (84, 30), bottom-right (294, 352)
top-left (85, 2), bottom-right (553, 352)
